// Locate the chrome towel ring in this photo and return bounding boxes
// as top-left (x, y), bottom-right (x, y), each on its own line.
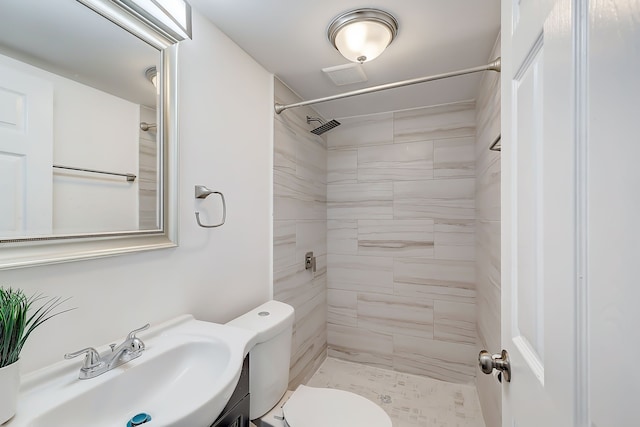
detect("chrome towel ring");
top-left (194, 185), bottom-right (226, 228)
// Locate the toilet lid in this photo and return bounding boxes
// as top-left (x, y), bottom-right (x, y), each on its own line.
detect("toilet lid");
top-left (282, 385), bottom-right (392, 427)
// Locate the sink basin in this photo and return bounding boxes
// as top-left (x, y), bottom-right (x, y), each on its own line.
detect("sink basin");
top-left (6, 315), bottom-right (256, 427)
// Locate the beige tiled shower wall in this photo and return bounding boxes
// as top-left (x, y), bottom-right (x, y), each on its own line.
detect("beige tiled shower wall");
top-left (138, 105), bottom-right (157, 229)
top-left (326, 101), bottom-right (478, 384)
top-left (273, 78), bottom-right (328, 389)
top-left (474, 38), bottom-right (502, 427)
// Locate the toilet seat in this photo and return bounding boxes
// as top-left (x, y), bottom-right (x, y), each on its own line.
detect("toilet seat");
top-left (282, 385), bottom-right (392, 427)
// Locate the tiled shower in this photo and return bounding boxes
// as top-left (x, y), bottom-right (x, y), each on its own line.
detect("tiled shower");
top-left (273, 79), bottom-right (329, 388)
top-left (325, 102), bottom-right (477, 384)
top-left (273, 40), bottom-right (501, 426)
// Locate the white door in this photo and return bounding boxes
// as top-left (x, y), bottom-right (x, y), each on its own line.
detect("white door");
top-left (502, 0), bottom-right (640, 424)
top-left (0, 62), bottom-right (53, 238)
top-left (501, 0), bottom-right (583, 425)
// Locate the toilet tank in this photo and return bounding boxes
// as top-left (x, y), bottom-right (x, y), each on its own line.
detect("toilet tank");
top-left (226, 300), bottom-right (295, 419)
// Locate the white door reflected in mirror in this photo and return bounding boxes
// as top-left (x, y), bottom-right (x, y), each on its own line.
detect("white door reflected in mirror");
top-left (0, 66), bottom-right (53, 237)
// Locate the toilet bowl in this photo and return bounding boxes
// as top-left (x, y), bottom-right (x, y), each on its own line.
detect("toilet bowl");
top-left (227, 300), bottom-right (391, 427)
top-left (282, 385), bottom-right (391, 427)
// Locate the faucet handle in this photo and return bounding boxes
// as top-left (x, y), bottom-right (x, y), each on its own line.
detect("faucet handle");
top-left (127, 323), bottom-right (150, 340)
top-left (125, 324), bottom-right (150, 354)
top-left (64, 347), bottom-right (101, 369)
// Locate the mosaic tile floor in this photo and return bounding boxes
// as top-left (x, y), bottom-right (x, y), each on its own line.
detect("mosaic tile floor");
top-left (305, 357), bottom-right (486, 427)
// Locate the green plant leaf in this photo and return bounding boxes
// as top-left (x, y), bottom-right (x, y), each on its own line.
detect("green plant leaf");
top-left (0, 287), bottom-right (73, 368)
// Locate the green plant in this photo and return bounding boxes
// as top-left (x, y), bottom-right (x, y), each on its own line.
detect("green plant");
top-left (0, 288), bottom-right (72, 368)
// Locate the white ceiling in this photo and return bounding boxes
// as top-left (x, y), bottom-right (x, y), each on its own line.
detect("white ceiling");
top-left (188, 0), bottom-right (501, 119)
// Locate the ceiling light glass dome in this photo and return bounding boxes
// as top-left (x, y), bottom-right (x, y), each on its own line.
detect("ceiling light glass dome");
top-left (328, 8), bottom-right (398, 64)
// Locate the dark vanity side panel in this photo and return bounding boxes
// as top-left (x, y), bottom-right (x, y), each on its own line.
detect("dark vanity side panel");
top-left (211, 395), bottom-right (250, 427)
top-left (211, 355), bottom-right (250, 427)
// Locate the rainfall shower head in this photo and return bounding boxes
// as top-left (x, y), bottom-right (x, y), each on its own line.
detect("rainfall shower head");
top-left (306, 116), bottom-right (341, 135)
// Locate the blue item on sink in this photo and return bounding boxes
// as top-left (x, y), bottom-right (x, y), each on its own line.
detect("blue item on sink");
top-left (127, 412), bottom-right (152, 426)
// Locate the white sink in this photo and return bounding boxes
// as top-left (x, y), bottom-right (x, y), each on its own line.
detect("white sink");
top-left (6, 315), bottom-right (256, 427)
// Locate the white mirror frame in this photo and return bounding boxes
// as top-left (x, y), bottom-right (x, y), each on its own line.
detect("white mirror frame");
top-left (0, 0), bottom-right (181, 270)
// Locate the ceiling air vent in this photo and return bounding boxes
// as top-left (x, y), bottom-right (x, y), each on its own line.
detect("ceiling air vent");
top-left (322, 63), bottom-right (368, 86)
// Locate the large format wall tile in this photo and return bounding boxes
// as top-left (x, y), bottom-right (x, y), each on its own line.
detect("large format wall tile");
top-left (357, 219), bottom-right (434, 257)
top-left (434, 220), bottom-right (475, 261)
top-left (274, 169), bottom-right (326, 220)
top-left (328, 149), bottom-right (357, 184)
top-left (327, 289), bottom-right (357, 326)
top-left (476, 154), bottom-right (501, 221)
top-left (474, 38), bottom-right (502, 427)
top-left (434, 300), bottom-right (476, 345)
top-left (358, 141), bottom-right (434, 182)
top-left (394, 178), bottom-right (475, 220)
top-left (274, 264), bottom-right (319, 311)
top-left (393, 334), bottom-right (476, 383)
top-left (328, 323), bottom-right (393, 368)
top-left (290, 323), bottom-right (326, 388)
top-left (394, 258), bottom-right (476, 305)
top-left (274, 119), bottom-right (299, 174)
top-left (290, 290), bottom-right (327, 388)
top-left (393, 281), bottom-right (476, 305)
top-left (327, 220), bottom-right (358, 255)
top-left (327, 112), bottom-right (393, 149)
top-left (434, 136), bottom-right (475, 178)
top-left (274, 220), bottom-right (296, 271)
top-left (328, 182), bottom-right (393, 219)
top-left (394, 257), bottom-right (476, 289)
top-left (328, 254), bottom-right (394, 295)
top-left (273, 78), bottom-right (327, 389)
top-left (476, 220), bottom-right (501, 352)
top-left (326, 100), bottom-right (478, 384)
top-left (394, 101), bottom-right (476, 143)
top-left (296, 220), bottom-right (327, 264)
top-left (476, 276), bottom-right (500, 352)
top-left (139, 106), bottom-right (158, 230)
top-left (357, 293), bottom-right (434, 339)
top-left (297, 136), bottom-right (327, 185)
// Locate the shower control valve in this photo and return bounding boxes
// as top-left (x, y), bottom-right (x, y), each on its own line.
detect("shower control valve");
top-left (305, 251), bottom-right (316, 273)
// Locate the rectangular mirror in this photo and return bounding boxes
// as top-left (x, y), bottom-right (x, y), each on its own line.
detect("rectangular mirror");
top-left (0, 0), bottom-right (181, 269)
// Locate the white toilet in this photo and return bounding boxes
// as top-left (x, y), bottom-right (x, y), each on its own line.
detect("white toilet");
top-left (227, 300), bottom-right (392, 427)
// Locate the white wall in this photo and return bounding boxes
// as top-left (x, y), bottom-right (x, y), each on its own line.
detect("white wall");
top-left (53, 78), bottom-right (140, 234)
top-left (588, 1), bottom-right (640, 424)
top-left (0, 9), bottom-right (273, 375)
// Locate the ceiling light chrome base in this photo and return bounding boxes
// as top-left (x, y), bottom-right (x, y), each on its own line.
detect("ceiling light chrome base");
top-left (328, 8), bottom-right (398, 62)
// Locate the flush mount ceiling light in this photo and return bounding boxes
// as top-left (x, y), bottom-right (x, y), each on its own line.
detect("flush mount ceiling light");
top-left (328, 8), bottom-right (398, 64)
top-left (145, 66), bottom-right (158, 87)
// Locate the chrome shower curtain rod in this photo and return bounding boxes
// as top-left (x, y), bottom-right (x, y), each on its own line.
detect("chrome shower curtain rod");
top-left (274, 57), bottom-right (501, 114)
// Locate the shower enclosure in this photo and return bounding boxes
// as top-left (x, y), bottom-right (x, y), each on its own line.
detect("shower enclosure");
top-left (272, 46), bottom-right (502, 425)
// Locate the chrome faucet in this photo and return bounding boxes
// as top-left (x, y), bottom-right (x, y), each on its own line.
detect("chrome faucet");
top-left (64, 324), bottom-right (150, 380)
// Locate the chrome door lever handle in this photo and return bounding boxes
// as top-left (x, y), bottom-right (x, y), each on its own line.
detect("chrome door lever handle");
top-left (478, 349), bottom-right (511, 382)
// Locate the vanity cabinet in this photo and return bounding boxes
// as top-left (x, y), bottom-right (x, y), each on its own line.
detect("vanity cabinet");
top-left (211, 356), bottom-right (250, 427)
